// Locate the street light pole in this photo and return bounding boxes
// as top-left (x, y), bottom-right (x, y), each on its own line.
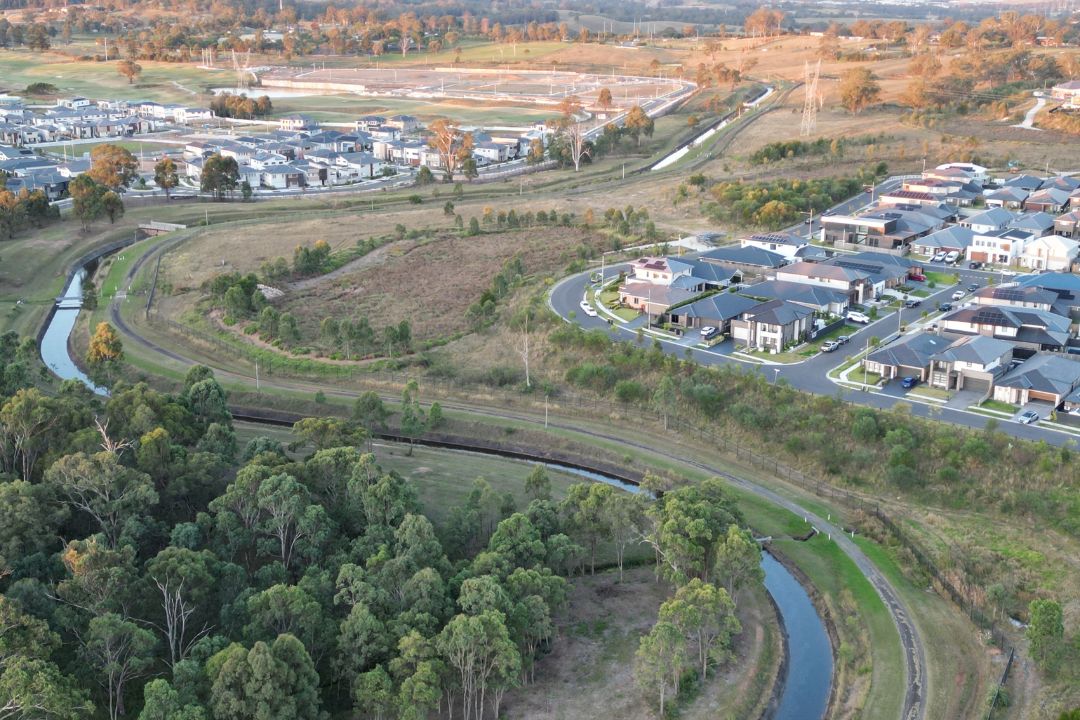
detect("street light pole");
top-left (772, 368), bottom-right (780, 384)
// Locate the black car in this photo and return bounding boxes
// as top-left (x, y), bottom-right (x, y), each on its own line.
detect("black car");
top-left (939, 302), bottom-right (953, 312)
top-left (967, 284), bottom-right (979, 292)
top-left (969, 261), bottom-right (982, 269)
top-left (904, 299), bottom-right (921, 308)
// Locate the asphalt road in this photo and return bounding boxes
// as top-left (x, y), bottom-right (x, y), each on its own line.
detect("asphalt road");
top-left (549, 199), bottom-right (1074, 449)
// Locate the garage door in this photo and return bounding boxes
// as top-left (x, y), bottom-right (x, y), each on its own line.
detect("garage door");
top-left (1029, 390), bottom-right (1059, 403)
top-left (961, 376), bottom-right (991, 393)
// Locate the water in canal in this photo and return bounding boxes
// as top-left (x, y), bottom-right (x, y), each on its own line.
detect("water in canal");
top-left (39, 269), bottom-right (107, 395)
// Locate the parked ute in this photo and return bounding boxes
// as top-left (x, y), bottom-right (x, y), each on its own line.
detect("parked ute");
top-left (846, 311), bottom-right (871, 324)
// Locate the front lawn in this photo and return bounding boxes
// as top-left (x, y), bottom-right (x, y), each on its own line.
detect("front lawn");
top-left (981, 399), bottom-right (1019, 414)
top-left (924, 271), bottom-right (957, 286)
top-left (909, 386), bottom-right (952, 401)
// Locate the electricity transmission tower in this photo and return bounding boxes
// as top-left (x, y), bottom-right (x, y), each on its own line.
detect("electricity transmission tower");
top-left (232, 50), bottom-right (252, 90)
top-left (800, 59), bottom-right (821, 137)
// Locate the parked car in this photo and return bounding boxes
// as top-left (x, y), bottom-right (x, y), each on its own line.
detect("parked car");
top-left (579, 301), bottom-right (598, 317)
top-left (837, 335), bottom-right (851, 345)
top-left (968, 261), bottom-right (982, 270)
top-left (701, 326), bottom-right (719, 340)
top-left (945, 251), bottom-right (960, 264)
top-left (904, 298), bottom-right (922, 308)
top-left (1000, 269), bottom-right (1018, 277)
top-left (847, 310), bottom-right (871, 324)
top-left (821, 340), bottom-right (840, 353)
top-left (932, 251), bottom-right (947, 262)
top-left (909, 273), bottom-right (926, 282)
top-left (939, 302), bottom-right (953, 312)
top-left (901, 376), bottom-right (919, 389)
top-left (1016, 410), bottom-right (1040, 425)
top-left (967, 283), bottom-right (980, 292)
top-left (952, 290), bottom-right (965, 300)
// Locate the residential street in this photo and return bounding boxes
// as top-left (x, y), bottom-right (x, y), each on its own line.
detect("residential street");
top-left (547, 183), bottom-right (1077, 448)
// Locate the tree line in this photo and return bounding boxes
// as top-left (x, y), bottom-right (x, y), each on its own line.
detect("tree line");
top-left (0, 334), bottom-right (769, 719)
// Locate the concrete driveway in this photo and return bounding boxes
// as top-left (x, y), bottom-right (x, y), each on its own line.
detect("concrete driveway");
top-left (1015, 400), bottom-right (1057, 423)
top-left (945, 389), bottom-right (986, 410)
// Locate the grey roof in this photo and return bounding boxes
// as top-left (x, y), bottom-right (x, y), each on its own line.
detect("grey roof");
top-left (1040, 176), bottom-right (1080, 192)
top-left (1026, 187), bottom-right (1071, 206)
top-left (1017, 272), bottom-right (1080, 295)
top-left (699, 245), bottom-right (787, 269)
top-left (1009, 211), bottom-right (1056, 233)
top-left (867, 332), bottom-right (956, 370)
top-left (672, 293), bottom-right (761, 322)
top-left (995, 353), bottom-right (1080, 396)
top-left (1003, 175), bottom-right (1045, 191)
top-left (793, 244), bottom-right (830, 260)
top-left (985, 186), bottom-right (1029, 203)
top-left (741, 298), bottom-right (814, 326)
top-left (743, 231), bottom-right (807, 247)
top-left (915, 225), bottom-right (974, 250)
top-left (930, 335), bottom-right (1013, 365)
top-left (942, 305), bottom-right (1071, 348)
top-left (975, 284), bottom-right (1057, 306)
top-left (741, 279), bottom-right (848, 309)
top-left (683, 258), bottom-right (740, 283)
top-left (963, 207), bottom-right (1015, 228)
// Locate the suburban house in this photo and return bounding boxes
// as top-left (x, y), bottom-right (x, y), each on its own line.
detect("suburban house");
top-left (819, 207), bottom-right (939, 254)
top-left (939, 305), bottom-right (1072, 354)
top-left (279, 114), bottom-right (318, 132)
top-left (991, 353), bottom-right (1080, 407)
top-left (961, 207), bottom-right (1015, 234)
top-left (911, 225), bottom-right (974, 257)
top-left (864, 332), bottom-right (957, 382)
top-left (740, 231), bottom-right (808, 260)
top-left (698, 246), bottom-right (788, 274)
top-left (1004, 175), bottom-right (1045, 193)
top-left (1025, 187), bottom-right (1071, 214)
top-left (972, 285), bottom-right (1058, 312)
top-left (628, 256), bottom-right (695, 285)
top-left (926, 335), bottom-right (1014, 393)
top-left (774, 261), bottom-right (875, 305)
top-left (730, 300), bottom-right (815, 353)
top-left (936, 162), bottom-right (989, 184)
top-left (665, 293), bottom-right (762, 334)
top-left (739, 279), bottom-right (850, 315)
top-left (1041, 176), bottom-right (1080, 194)
top-left (618, 280), bottom-right (697, 317)
top-left (1054, 210), bottom-right (1080, 239)
top-left (1019, 234), bottom-right (1080, 272)
top-left (1009, 211), bottom-right (1057, 237)
top-left (966, 228), bottom-right (1033, 265)
top-left (1051, 80), bottom-right (1080, 108)
top-left (984, 186), bottom-right (1029, 210)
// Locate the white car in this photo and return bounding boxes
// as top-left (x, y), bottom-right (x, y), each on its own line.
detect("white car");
top-left (1000, 269), bottom-right (1018, 277)
top-left (952, 290), bottom-right (965, 300)
top-left (701, 326), bottom-right (719, 340)
top-left (944, 251), bottom-right (960, 264)
top-left (579, 301), bottom-right (598, 317)
top-left (932, 251), bottom-right (947, 262)
top-left (846, 311), bottom-right (871, 324)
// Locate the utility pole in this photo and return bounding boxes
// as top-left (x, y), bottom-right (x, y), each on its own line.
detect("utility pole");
top-left (255, 359), bottom-right (260, 390)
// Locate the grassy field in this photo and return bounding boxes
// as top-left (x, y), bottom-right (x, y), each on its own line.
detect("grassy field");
top-left (268, 94), bottom-right (556, 126)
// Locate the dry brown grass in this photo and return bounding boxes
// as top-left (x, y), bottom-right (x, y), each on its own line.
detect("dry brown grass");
top-left (276, 226), bottom-right (603, 341)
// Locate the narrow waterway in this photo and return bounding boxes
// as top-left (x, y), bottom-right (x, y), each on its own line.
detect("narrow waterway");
top-left (39, 269), bottom-right (107, 395)
top-left (41, 259), bottom-right (832, 720)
